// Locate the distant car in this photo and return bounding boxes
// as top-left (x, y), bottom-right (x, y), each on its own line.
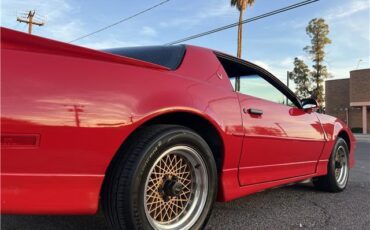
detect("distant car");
top-left (1, 27), bottom-right (355, 230)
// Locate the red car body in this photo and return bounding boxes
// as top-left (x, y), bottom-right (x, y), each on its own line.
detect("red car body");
top-left (1, 28), bottom-right (355, 214)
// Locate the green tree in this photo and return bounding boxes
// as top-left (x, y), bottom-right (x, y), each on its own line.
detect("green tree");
top-left (289, 57), bottom-right (312, 98)
top-left (304, 18), bottom-right (331, 106)
top-left (230, 0), bottom-right (255, 91)
top-left (289, 18), bottom-right (331, 108)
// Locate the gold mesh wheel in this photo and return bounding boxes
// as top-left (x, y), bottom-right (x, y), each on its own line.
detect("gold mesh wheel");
top-left (144, 146), bottom-right (208, 230)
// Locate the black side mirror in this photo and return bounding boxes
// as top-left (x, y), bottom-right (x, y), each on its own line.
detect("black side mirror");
top-left (301, 98), bottom-right (319, 110)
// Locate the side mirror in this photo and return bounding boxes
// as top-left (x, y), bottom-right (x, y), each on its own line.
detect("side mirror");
top-left (301, 98), bottom-right (319, 110)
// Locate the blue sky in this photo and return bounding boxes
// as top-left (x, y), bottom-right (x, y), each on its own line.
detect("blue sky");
top-left (1, 0), bottom-right (369, 82)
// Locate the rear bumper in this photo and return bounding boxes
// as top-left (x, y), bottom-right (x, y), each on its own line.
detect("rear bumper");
top-left (1, 173), bottom-right (103, 214)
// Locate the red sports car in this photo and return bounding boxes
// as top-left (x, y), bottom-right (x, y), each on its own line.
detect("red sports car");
top-left (1, 27), bottom-right (355, 230)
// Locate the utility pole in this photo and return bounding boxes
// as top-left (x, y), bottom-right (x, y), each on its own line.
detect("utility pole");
top-left (17, 10), bottom-right (45, 34)
top-left (64, 104), bottom-right (84, 127)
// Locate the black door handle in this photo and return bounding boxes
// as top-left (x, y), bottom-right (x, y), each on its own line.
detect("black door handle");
top-left (246, 108), bottom-right (263, 115)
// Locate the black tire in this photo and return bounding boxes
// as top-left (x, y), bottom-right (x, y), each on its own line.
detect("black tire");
top-left (102, 125), bottom-right (218, 230)
top-left (313, 137), bottom-right (349, 192)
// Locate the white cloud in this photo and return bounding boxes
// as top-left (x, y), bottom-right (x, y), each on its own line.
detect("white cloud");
top-left (140, 26), bottom-right (157, 37)
top-left (1, 1), bottom-right (175, 46)
top-left (271, 1), bottom-right (369, 81)
top-left (280, 57), bottom-right (294, 68)
top-left (48, 21), bottom-right (84, 41)
top-left (159, 17), bottom-right (199, 28)
top-left (250, 58), bottom-right (300, 84)
top-left (326, 0), bottom-right (369, 20)
top-left (80, 39), bottom-right (141, 49)
top-left (198, 4), bottom-right (235, 19)
top-left (1, 0), bottom-right (84, 42)
top-left (279, 56), bottom-right (311, 68)
top-left (321, 1), bottom-right (370, 78)
top-left (252, 60), bottom-right (271, 71)
top-left (0, 0), bottom-right (154, 50)
top-left (160, 2), bottom-right (236, 29)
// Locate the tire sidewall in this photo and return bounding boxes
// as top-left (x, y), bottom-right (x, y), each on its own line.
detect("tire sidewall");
top-left (129, 128), bottom-right (217, 230)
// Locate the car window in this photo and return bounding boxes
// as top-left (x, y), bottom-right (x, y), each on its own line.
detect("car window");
top-left (230, 75), bottom-right (295, 106)
top-left (216, 53), bottom-right (300, 107)
top-left (103, 45), bottom-right (186, 70)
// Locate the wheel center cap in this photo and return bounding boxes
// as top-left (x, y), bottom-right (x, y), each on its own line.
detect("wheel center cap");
top-left (335, 161), bottom-right (343, 168)
top-left (163, 179), bottom-right (182, 197)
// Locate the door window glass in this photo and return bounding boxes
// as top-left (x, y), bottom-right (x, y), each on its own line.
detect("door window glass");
top-left (231, 75), bottom-right (294, 106)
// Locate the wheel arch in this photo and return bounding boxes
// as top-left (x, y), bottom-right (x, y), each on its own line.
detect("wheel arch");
top-left (101, 111), bottom-right (223, 229)
top-left (100, 110), bottom-right (225, 212)
top-left (337, 130), bottom-right (351, 152)
top-left (104, 110), bottom-right (225, 179)
top-left (141, 111), bottom-right (225, 171)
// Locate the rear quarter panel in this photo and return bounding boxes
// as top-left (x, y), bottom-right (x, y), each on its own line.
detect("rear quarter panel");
top-left (1, 45), bottom-right (243, 213)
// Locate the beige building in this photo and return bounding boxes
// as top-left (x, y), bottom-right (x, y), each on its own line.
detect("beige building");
top-left (325, 68), bottom-right (370, 134)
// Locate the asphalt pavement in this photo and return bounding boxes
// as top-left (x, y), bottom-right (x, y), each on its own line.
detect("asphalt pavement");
top-left (2, 141), bottom-right (369, 230)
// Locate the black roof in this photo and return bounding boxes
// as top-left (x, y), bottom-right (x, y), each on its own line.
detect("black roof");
top-left (103, 45), bottom-right (186, 70)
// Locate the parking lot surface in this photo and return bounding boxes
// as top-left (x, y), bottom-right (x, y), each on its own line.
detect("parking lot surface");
top-left (2, 141), bottom-right (369, 230)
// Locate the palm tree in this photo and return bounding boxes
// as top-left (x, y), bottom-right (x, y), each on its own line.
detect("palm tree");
top-left (231, 0), bottom-right (255, 91)
top-left (230, 0), bottom-right (255, 59)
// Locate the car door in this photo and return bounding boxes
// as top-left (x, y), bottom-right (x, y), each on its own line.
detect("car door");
top-left (230, 71), bottom-right (326, 186)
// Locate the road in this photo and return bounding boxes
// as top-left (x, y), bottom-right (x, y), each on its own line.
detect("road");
top-left (2, 141), bottom-right (369, 230)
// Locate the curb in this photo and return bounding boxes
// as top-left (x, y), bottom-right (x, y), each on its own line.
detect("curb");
top-left (354, 134), bottom-right (370, 142)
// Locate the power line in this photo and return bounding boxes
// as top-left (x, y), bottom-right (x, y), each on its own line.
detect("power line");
top-left (164, 0), bottom-right (319, 45)
top-left (70, 0), bottom-right (171, 43)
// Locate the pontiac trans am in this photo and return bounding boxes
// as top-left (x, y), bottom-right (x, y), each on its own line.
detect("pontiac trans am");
top-left (1, 28), bottom-right (356, 230)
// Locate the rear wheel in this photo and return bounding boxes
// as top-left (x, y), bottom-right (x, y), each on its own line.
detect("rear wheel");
top-left (313, 137), bottom-right (349, 192)
top-left (102, 125), bottom-right (217, 230)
